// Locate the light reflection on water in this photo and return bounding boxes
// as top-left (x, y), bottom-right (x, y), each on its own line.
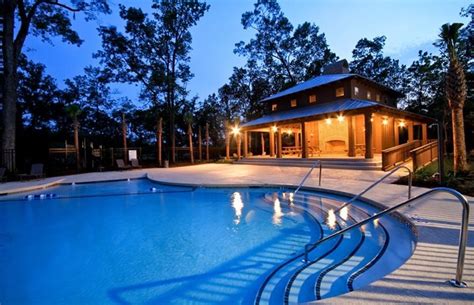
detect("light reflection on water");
top-left (231, 192), bottom-right (244, 224)
top-left (339, 206), bottom-right (348, 221)
top-left (327, 209), bottom-right (336, 230)
top-left (272, 198), bottom-right (283, 225)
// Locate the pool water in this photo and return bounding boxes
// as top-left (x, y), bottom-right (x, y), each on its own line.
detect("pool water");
top-left (0, 179), bottom-right (415, 305)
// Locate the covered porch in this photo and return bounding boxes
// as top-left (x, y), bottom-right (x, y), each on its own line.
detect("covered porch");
top-left (237, 100), bottom-right (433, 170)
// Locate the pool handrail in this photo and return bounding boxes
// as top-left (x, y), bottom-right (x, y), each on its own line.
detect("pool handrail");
top-left (333, 165), bottom-right (412, 214)
top-left (294, 160), bottom-right (322, 194)
top-left (302, 187), bottom-right (470, 288)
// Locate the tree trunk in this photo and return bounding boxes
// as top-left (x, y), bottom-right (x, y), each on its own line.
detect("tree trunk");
top-left (188, 124), bottom-right (194, 164)
top-left (73, 118), bottom-right (80, 171)
top-left (205, 123), bottom-right (209, 161)
top-left (122, 113), bottom-right (128, 163)
top-left (1, 1), bottom-right (17, 171)
top-left (198, 126), bottom-right (202, 161)
top-left (451, 107), bottom-right (468, 172)
top-left (170, 111), bottom-right (176, 163)
top-left (156, 117), bottom-right (162, 166)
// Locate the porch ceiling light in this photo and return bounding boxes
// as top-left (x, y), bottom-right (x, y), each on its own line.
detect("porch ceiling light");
top-left (399, 120), bottom-right (406, 128)
top-left (337, 114), bottom-right (345, 123)
top-left (271, 125), bottom-right (278, 133)
top-left (231, 126), bottom-right (241, 135)
top-left (286, 129), bottom-right (293, 135)
top-left (325, 118), bottom-right (332, 125)
top-left (382, 118), bottom-right (389, 126)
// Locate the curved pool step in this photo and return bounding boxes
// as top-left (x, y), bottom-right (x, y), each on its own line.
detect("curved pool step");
top-left (256, 193), bottom-right (343, 305)
top-left (285, 194), bottom-right (390, 303)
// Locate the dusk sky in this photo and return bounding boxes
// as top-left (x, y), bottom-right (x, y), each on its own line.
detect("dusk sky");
top-left (25, 0), bottom-right (470, 104)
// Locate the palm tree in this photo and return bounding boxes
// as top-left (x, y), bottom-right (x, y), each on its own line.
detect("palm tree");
top-left (184, 112), bottom-right (194, 164)
top-left (438, 23), bottom-right (468, 173)
top-left (65, 104), bottom-right (81, 171)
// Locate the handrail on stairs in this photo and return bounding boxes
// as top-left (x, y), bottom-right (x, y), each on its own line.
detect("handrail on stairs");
top-left (302, 187), bottom-right (470, 288)
top-left (294, 160), bottom-right (322, 194)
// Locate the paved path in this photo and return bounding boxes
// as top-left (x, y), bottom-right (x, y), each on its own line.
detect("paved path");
top-left (0, 163), bottom-right (473, 304)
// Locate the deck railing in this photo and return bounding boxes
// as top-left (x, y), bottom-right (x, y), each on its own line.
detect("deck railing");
top-left (411, 140), bottom-right (438, 171)
top-left (382, 140), bottom-right (422, 171)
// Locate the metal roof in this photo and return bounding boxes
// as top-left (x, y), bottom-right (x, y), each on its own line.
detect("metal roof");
top-left (261, 74), bottom-right (354, 102)
top-left (242, 99), bottom-right (378, 128)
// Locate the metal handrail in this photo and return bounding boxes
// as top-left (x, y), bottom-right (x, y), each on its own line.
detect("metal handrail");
top-left (302, 187), bottom-right (470, 288)
top-left (294, 161), bottom-right (322, 194)
top-left (334, 165), bottom-right (412, 214)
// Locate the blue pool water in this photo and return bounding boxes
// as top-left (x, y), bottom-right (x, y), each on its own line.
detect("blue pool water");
top-left (0, 179), bottom-right (415, 305)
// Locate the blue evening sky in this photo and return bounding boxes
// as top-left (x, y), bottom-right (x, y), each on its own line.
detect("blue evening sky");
top-left (25, 0), bottom-right (469, 105)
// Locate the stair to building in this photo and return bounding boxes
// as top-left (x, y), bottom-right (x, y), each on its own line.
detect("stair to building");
top-left (235, 157), bottom-right (382, 170)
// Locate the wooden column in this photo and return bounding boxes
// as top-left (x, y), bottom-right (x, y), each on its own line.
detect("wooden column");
top-left (364, 112), bottom-right (374, 159)
top-left (277, 128), bottom-right (282, 158)
top-left (295, 130), bottom-right (300, 147)
top-left (269, 128), bottom-right (275, 157)
top-left (408, 121), bottom-right (414, 142)
top-left (243, 131), bottom-right (248, 157)
top-left (422, 123), bottom-right (428, 145)
top-left (301, 122), bottom-right (308, 158)
top-left (198, 126), bottom-right (202, 161)
top-left (261, 132), bottom-right (265, 155)
top-left (348, 116), bottom-right (356, 157)
top-left (394, 119), bottom-right (399, 145)
top-left (237, 134), bottom-right (241, 159)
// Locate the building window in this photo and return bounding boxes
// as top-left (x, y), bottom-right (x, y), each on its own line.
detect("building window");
top-left (290, 99), bottom-right (297, 107)
top-left (272, 104), bottom-right (277, 111)
top-left (376, 94), bottom-right (381, 102)
top-left (354, 86), bottom-right (359, 96)
top-left (309, 94), bottom-right (317, 103)
top-left (336, 87), bottom-right (345, 97)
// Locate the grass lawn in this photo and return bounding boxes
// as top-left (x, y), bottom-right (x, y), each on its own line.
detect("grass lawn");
top-left (396, 156), bottom-right (474, 197)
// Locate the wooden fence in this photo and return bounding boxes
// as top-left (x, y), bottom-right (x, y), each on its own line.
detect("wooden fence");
top-left (382, 140), bottom-right (422, 171)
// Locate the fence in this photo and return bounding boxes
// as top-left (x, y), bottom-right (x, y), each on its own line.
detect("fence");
top-left (0, 149), bottom-right (15, 171)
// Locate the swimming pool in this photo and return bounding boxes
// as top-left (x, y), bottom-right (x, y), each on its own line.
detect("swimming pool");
top-left (0, 179), bottom-right (415, 305)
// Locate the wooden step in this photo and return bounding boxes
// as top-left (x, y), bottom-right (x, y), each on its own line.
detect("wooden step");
top-left (235, 158), bottom-right (382, 170)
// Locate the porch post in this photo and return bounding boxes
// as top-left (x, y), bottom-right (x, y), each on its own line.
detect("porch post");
top-left (364, 112), bottom-right (374, 159)
top-left (277, 127), bottom-right (282, 158)
top-left (408, 121), bottom-right (414, 142)
top-left (261, 132), bottom-right (265, 155)
top-left (348, 116), bottom-right (356, 157)
top-left (269, 128), bottom-right (275, 157)
top-left (422, 123), bottom-right (428, 145)
top-left (295, 130), bottom-right (300, 147)
top-left (394, 119), bottom-right (399, 145)
top-left (243, 131), bottom-right (248, 157)
top-left (237, 133), bottom-right (241, 159)
top-left (301, 122), bottom-right (308, 158)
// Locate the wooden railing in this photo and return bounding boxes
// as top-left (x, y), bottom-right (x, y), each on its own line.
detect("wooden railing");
top-left (382, 140), bottom-right (422, 171)
top-left (411, 140), bottom-right (438, 171)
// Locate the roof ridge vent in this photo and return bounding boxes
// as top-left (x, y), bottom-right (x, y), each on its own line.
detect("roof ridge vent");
top-left (322, 59), bottom-right (349, 75)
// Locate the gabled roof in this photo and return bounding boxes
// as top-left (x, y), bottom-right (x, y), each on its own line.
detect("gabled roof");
top-left (241, 98), bottom-right (432, 128)
top-left (261, 74), bottom-right (353, 102)
top-left (261, 73), bottom-right (403, 103)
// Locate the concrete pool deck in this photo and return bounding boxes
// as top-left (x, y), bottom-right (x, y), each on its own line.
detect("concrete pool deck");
top-left (0, 163), bottom-right (473, 304)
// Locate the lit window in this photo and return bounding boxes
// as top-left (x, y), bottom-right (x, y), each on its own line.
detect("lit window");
top-left (376, 94), bottom-right (381, 102)
top-left (367, 91), bottom-right (372, 99)
top-left (290, 99), bottom-right (297, 107)
top-left (336, 87), bottom-right (345, 97)
top-left (309, 94), bottom-right (317, 103)
top-left (354, 86), bottom-right (359, 96)
top-left (272, 104), bottom-right (277, 111)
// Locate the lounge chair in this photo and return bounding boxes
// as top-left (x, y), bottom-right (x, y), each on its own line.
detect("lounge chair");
top-left (131, 159), bottom-right (142, 168)
top-left (116, 159), bottom-right (131, 170)
top-left (18, 163), bottom-right (44, 180)
top-left (0, 167), bottom-right (6, 182)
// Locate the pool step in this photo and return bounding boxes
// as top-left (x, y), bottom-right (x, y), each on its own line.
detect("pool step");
top-left (257, 191), bottom-right (390, 304)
